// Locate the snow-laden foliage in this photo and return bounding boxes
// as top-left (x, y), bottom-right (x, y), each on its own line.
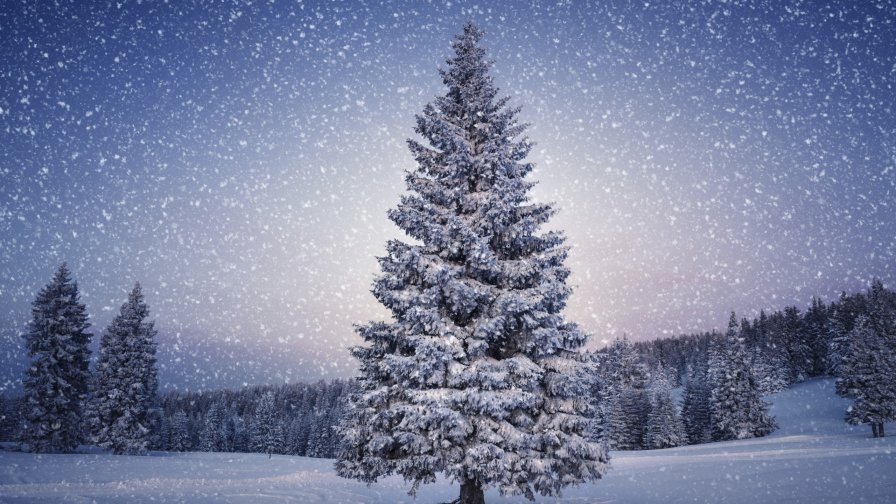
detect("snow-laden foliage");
top-left (680, 361), bottom-right (711, 445)
top-left (20, 264), bottom-right (92, 453)
top-left (746, 311), bottom-right (791, 396)
top-left (599, 337), bottom-right (650, 450)
top-left (169, 410), bottom-right (191, 452)
top-left (86, 282), bottom-right (159, 455)
top-left (825, 303), bottom-right (850, 377)
top-left (837, 280), bottom-right (896, 437)
top-left (804, 298), bottom-right (831, 377)
top-left (337, 23), bottom-right (608, 502)
top-left (252, 391), bottom-right (284, 457)
top-left (200, 402), bottom-right (228, 452)
top-left (644, 370), bottom-right (685, 449)
top-left (708, 313), bottom-right (777, 441)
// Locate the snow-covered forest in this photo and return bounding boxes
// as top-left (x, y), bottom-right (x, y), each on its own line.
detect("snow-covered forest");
top-left (3, 263), bottom-right (895, 502)
top-left (2, 379), bottom-right (894, 503)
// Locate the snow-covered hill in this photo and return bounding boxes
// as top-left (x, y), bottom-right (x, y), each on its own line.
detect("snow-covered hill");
top-left (1, 378), bottom-right (894, 503)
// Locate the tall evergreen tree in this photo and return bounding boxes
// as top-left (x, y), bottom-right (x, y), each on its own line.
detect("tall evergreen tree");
top-left (230, 413), bottom-right (250, 453)
top-left (337, 23), bottom-right (608, 503)
top-left (804, 297), bottom-right (830, 377)
top-left (86, 282), bottom-right (159, 455)
top-left (290, 413), bottom-right (312, 456)
top-left (782, 306), bottom-right (811, 382)
top-left (709, 313), bottom-right (776, 441)
top-left (287, 415), bottom-right (310, 455)
top-left (681, 362), bottom-right (711, 445)
top-left (838, 317), bottom-right (894, 437)
top-left (252, 391), bottom-right (283, 457)
top-left (645, 370), bottom-right (685, 449)
top-left (583, 351), bottom-right (609, 445)
top-left (750, 342), bottom-right (790, 396)
top-left (838, 281), bottom-right (896, 437)
top-left (169, 410), bottom-right (192, 451)
top-left (826, 302), bottom-right (849, 376)
top-left (20, 263), bottom-right (92, 453)
top-left (616, 387), bottom-right (649, 450)
top-left (601, 336), bottom-right (649, 450)
top-left (200, 401), bottom-right (228, 452)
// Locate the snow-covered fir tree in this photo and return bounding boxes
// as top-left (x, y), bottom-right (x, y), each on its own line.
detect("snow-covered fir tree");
top-left (200, 401), bottom-right (228, 452)
top-left (230, 413), bottom-right (250, 453)
top-left (680, 361), bottom-right (711, 445)
top-left (750, 342), bottom-right (790, 396)
top-left (20, 263), bottom-right (92, 453)
top-left (307, 383), bottom-right (343, 457)
top-left (616, 387), bottom-right (649, 450)
top-left (837, 281), bottom-right (896, 437)
top-left (705, 331), bottom-right (726, 398)
top-left (804, 297), bottom-right (830, 377)
top-left (337, 23), bottom-right (608, 504)
top-left (781, 306), bottom-right (811, 383)
top-left (288, 413), bottom-right (312, 456)
top-left (826, 303), bottom-right (849, 377)
top-left (602, 389), bottom-right (628, 451)
top-left (746, 311), bottom-right (789, 396)
top-left (838, 316), bottom-right (894, 437)
top-left (600, 336), bottom-right (649, 450)
top-left (582, 352), bottom-right (608, 445)
top-left (154, 412), bottom-right (170, 451)
top-left (252, 391), bottom-right (283, 457)
top-left (86, 282), bottom-right (159, 455)
top-left (709, 313), bottom-right (777, 441)
top-left (169, 410), bottom-right (191, 451)
top-left (644, 369), bottom-right (685, 449)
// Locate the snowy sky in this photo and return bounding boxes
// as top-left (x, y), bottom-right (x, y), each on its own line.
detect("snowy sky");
top-left (2, 0), bottom-right (894, 391)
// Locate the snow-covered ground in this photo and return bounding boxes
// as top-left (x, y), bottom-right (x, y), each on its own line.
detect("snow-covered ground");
top-left (1, 378), bottom-right (894, 503)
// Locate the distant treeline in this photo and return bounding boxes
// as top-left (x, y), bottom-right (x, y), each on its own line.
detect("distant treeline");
top-left (633, 286), bottom-right (873, 390)
top-left (595, 279), bottom-right (896, 449)
top-left (3, 280), bottom-right (892, 455)
top-left (1, 379), bottom-right (353, 458)
top-left (155, 378), bottom-right (353, 457)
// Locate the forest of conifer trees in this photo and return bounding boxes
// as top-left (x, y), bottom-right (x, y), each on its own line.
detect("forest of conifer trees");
top-left (2, 269), bottom-right (894, 455)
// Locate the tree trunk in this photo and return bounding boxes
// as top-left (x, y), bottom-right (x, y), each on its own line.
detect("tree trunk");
top-left (871, 422), bottom-right (880, 438)
top-left (458, 479), bottom-right (485, 504)
top-left (879, 422), bottom-right (885, 438)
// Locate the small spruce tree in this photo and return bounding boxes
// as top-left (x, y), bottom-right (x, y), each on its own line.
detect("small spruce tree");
top-left (200, 402), bottom-right (227, 452)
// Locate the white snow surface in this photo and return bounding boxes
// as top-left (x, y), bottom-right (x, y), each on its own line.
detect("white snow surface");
top-left (1, 378), bottom-right (894, 503)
